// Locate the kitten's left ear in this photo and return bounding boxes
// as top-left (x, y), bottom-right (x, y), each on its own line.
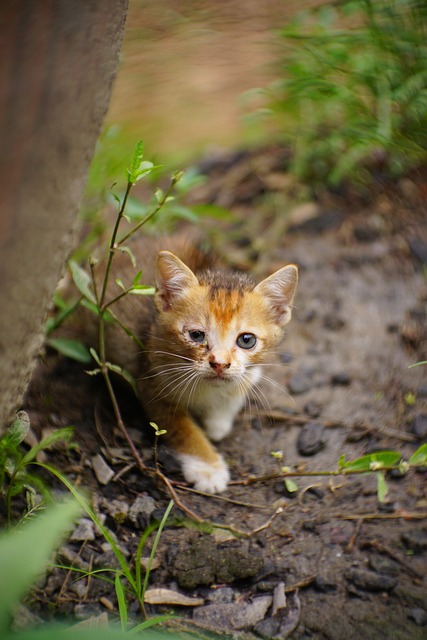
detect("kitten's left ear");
top-left (255, 264), bottom-right (298, 326)
top-left (156, 251), bottom-right (199, 311)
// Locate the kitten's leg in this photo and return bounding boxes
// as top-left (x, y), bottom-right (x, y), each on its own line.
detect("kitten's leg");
top-left (151, 406), bottom-right (230, 494)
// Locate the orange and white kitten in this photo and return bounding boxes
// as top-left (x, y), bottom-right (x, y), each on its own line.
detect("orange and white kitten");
top-left (90, 239), bottom-right (298, 494)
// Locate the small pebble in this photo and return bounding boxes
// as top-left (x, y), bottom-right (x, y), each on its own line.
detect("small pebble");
top-left (368, 556), bottom-right (400, 576)
top-left (205, 587), bottom-right (234, 605)
top-left (410, 414), bottom-right (427, 440)
top-left (306, 486), bottom-right (325, 500)
top-left (288, 373), bottom-right (312, 395)
top-left (314, 575), bottom-right (337, 593)
top-left (74, 604), bottom-right (103, 621)
top-left (304, 401), bottom-right (323, 418)
top-left (128, 495), bottom-right (156, 526)
top-left (345, 568), bottom-right (398, 592)
top-left (408, 608), bottom-right (427, 626)
top-left (91, 454), bottom-right (114, 485)
top-left (401, 529), bottom-right (427, 553)
top-left (323, 314), bottom-right (345, 331)
top-left (70, 518), bottom-right (95, 542)
top-left (331, 372), bottom-right (352, 386)
top-left (297, 423), bottom-right (326, 456)
top-left (254, 617), bottom-right (281, 639)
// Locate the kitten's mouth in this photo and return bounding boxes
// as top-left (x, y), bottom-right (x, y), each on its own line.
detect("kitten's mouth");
top-left (205, 373), bottom-right (233, 383)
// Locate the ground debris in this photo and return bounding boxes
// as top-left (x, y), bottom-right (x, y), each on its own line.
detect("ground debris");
top-left (144, 588), bottom-right (204, 606)
top-left (91, 454), bottom-right (115, 485)
top-left (169, 535), bottom-right (264, 589)
top-left (193, 595), bottom-right (272, 631)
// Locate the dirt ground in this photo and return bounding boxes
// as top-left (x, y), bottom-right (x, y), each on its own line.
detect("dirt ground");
top-left (18, 147), bottom-right (427, 639)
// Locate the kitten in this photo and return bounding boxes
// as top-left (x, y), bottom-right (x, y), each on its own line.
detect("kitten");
top-left (88, 238), bottom-right (298, 494)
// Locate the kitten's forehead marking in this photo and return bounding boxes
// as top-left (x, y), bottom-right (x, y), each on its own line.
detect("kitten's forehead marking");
top-left (209, 286), bottom-right (244, 329)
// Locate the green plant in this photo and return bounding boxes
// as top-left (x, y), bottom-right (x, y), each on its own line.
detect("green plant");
top-left (37, 463), bottom-right (174, 627)
top-left (267, 444), bottom-right (427, 505)
top-left (0, 497), bottom-right (180, 639)
top-left (254, 0), bottom-right (427, 186)
top-left (0, 412), bottom-right (74, 527)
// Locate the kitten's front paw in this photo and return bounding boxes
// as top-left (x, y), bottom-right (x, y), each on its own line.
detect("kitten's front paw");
top-left (177, 453), bottom-right (230, 494)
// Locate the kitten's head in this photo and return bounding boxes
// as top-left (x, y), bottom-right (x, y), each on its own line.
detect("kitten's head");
top-left (154, 251), bottom-right (298, 383)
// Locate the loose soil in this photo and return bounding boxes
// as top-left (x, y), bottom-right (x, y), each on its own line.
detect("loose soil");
top-left (16, 148), bottom-right (427, 638)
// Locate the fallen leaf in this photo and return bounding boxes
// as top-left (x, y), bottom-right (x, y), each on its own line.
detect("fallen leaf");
top-left (144, 588), bottom-right (204, 606)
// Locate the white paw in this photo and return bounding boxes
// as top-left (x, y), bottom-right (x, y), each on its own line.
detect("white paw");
top-left (177, 453), bottom-right (230, 494)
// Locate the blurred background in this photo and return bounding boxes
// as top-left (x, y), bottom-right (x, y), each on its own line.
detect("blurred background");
top-left (99, 0), bottom-right (323, 165)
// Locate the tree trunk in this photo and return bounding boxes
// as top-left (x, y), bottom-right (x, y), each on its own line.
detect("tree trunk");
top-left (0, 0), bottom-right (128, 431)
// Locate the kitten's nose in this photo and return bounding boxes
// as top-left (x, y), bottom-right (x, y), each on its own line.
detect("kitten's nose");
top-left (209, 360), bottom-right (231, 374)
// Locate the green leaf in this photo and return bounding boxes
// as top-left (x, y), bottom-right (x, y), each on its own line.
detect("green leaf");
top-left (132, 270), bottom-right (142, 286)
top-left (284, 478), bottom-right (299, 493)
top-left (127, 140), bottom-right (144, 184)
top-left (89, 348), bottom-right (101, 365)
top-left (376, 471), bottom-right (389, 504)
top-left (341, 451), bottom-right (401, 472)
top-left (0, 499), bottom-right (82, 631)
top-left (337, 454), bottom-right (346, 470)
top-left (69, 261), bottom-right (96, 304)
top-left (21, 427), bottom-right (74, 466)
top-left (6, 411), bottom-right (30, 448)
top-left (106, 363), bottom-right (137, 394)
top-left (408, 443), bottom-right (427, 466)
top-left (128, 285), bottom-right (156, 296)
top-left (115, 278), bottom-right (126, 292)
top-left (115, 573), bottom-right (128, 631)
top-left (115, 245), bottom-right (137, 268)
top-left (46, 338), bottom-right (92, 364)
top-left (154, 187), bottom-right (164, 203)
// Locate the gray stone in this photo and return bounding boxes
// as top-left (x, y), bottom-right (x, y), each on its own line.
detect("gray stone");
top-left (70, 518), bottom-right (95, 542)
top-left (345, 568), bottom-right (398, 592)
top-left (254, 616), bottom-right (281, 638)
top-left (395, 584), bottom-right (427, 608)
top-left (101, 498), bottom-right (129, 523)
top-left (193, 595), bottom-right (272, 630)
top-left (297, 423), bottom-right (326, 456)
top-left (331, 372), bottom-right (352, 386)
top-left (408, 608), bottom-right (427, 626)
top-left (92, 454), bottom-right (115, 485)
top-left (128, 495), bottom-right (157, 526)
top-left (368, 555), bottom-right (400, 576)
top-left (401, 528), bottom-right (427, 553)
top-left (205, 587), bottom-right (235, 604)
top-left (288, 373), bottom-right (312, 395)
top-left (410, 414), bottom-right (427, 439)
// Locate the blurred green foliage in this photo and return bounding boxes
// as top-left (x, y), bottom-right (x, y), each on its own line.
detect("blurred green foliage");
top-left (254, 0), bottom-right (427, 186)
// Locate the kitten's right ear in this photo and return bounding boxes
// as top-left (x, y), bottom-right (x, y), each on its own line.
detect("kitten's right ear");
top-left (156, 251), bottom-right (198, 311)
top-left (255, 264), bottom-right (298, 326)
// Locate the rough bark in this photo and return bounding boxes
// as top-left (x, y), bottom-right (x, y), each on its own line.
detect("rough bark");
top-left (0, 0), bottom-right (128, 431)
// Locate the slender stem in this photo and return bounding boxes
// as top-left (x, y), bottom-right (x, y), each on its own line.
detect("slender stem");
top-left (232, 464), bottom-right (423, 487)
top-left (103, 289), bottom-right (131, 310)
top-left (117, 177), bottom-right (178, 247)
top-left (99, 181), bottom-right (133, 309)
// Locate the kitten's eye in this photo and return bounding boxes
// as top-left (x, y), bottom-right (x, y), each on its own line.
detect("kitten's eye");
top-left (188, 330), bottom-right (206, 343)
top-left (236, 333), bottom-right (257, 349)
